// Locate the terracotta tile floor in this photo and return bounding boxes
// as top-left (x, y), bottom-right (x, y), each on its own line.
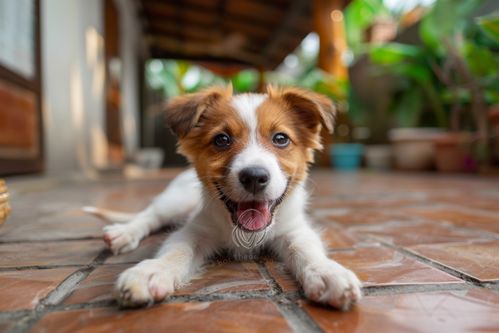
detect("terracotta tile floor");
top-left (1, 170), bottom-right (499, 333)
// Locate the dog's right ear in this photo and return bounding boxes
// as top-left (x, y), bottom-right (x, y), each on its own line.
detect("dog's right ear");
top-left (165, 85), bottom-right (233, 137)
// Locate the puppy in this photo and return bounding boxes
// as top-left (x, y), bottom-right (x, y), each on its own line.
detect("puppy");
top-left (86, 85), bottom-right (362, 310)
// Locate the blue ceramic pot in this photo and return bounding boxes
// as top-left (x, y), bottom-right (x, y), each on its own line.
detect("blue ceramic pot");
top-left (330, 144), bottom-right (364, 171)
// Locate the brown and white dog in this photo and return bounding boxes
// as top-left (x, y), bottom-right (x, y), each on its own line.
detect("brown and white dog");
top-left (85, 85), bottom-right (362, 310)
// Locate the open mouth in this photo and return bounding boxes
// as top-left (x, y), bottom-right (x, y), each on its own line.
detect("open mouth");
top-left (215, 184), bottom-right (287, 232)
top-left (225, 200), bottom-right (280, 232)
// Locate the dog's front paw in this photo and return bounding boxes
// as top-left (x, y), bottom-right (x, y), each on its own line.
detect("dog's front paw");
top-left (116, 259), bottom-right (174, 308)
top-left (103, 224), bottom-right (140, 254)
top-left (302, 260), bottom-right (362, 311)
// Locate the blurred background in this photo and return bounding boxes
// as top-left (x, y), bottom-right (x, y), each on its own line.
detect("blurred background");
top-left (0, 0), bottom-right (498, 177)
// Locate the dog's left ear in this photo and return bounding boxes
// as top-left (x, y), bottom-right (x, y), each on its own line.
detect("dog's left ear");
top-left (165, 85), bottom-right (233, 137)
top-left (267, 85), bottom-right (336, 134)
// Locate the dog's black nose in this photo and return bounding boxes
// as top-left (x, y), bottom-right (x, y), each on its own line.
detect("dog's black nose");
top-left (239, 167), bottom-right (270, 194)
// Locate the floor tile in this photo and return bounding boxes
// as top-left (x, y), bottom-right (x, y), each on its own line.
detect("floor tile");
top-left (403, 206), bottom-right (499, 234)
top-left (104, 233), bottom-right (167, 264)
top-left (266, 246), bottom-right (461, 292)
top-left (329, 247), bottom-right (462, 286)
top-left (430, 193), bottom-right (499, 213)
top-left (317, 209), bottom-right (411, 227)
top-left (409, 240), bottom-right (499, 282)
top-left (6, 180), bottom-right (166, 229)
top-left (93, 182), bottom-right (166, 212)
top-left (64, 264), bottom-right (131, 305)
top-left (310, 196), bottom-right (426, 210)
top-left (0, 240), bottom-right (105, 268)
top-left (0, 209), bottom-right (104, 241)
top-left (0, 268), bottom-right (75, 311)
top-left (351, 221), bottom-right (486, 246)
top-left (302, 288), bottom-right (499, 333)
top-left (32, 299), bottom-right (292, 333)
top-left (179, 261), bottom-right (270, 295)
top-left (318, 225), bottom-right (369, 249)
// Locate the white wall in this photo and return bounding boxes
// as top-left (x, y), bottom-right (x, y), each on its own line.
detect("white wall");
top-left (42, 0), bottom-right (108, 176)
top-left (41, 0), bottom-right (140, 175)
top-left (42, 0), bottom-right (141, 176)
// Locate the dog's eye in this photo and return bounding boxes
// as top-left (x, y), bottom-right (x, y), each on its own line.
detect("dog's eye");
top-left (272, 133), bottom-right (290, 148)
top-left (213, 133), bottom-right (232, 148)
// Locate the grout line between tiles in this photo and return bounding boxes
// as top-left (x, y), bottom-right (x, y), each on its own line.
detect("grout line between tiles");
top-left (256, 260), bottom-right (324, 333)
top-left (481, 281), bottom-right (499, 291)
top-left (0, 251), bottom-right (122, 272)
top-left (256, 260), bottom-right (283, 295)
top-left (162, 290), bottom-right (270, 304)
top-left (0, 264), bottom-right (86, 272)
top-left (0, 310), bottom-right (31, 321)
top-left (362, 282), bottom-right (471, 296)
top-left (0, 236), bottom-right (102, 245)
top-left (39, 300), bottom-right (117, 313)
top-left (272, 295), bottom-right (324, 333)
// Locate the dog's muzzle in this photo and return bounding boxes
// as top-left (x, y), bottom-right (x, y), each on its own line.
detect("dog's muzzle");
top-left (215, 181), bottom-right (288, 233)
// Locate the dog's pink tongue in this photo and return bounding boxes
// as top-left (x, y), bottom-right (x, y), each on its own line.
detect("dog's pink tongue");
top-left (236, 201), bottom-right (271, 231)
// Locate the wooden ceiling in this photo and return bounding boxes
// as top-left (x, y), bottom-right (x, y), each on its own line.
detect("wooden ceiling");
top-left (136, 0), bottom-right (312, 70)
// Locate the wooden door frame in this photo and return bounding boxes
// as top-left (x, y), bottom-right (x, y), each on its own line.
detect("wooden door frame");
top-left (0, 0), bottom-right (43, 175)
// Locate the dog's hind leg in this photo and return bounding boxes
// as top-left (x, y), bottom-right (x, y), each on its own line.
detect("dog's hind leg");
top-left (92, 169), bottom-right (202, 254)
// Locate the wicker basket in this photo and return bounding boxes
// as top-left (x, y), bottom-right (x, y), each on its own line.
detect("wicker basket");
top-left (0, 179), bottom-right (10, 225)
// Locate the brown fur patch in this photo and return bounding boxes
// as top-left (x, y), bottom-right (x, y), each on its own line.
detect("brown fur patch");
top-left (267, 86), bottom-right (336, 134)
top-left (176, 95), bottom-right (249, 194)
top-left (257, 86), bottom-right (337, 186)
top-left (165, 85), bottom-right (233, 138)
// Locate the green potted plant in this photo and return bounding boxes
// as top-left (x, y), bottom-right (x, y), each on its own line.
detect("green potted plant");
top-left (362, 0), bottom-right (498, 172)
top-left (476, 11), bottom-right (499, 168)
top-left (422, 2), bottom-right (498, 172)
top-left (367, 42), bottom-right (447, 171)
top-left (346, 0), bottom-right (450, 171)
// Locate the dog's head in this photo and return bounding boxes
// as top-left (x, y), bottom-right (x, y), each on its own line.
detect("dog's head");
top-left (165, 85), bottom-right (335, 232)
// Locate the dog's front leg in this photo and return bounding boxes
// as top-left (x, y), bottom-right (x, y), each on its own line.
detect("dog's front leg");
top-left (115, 226), bottom-right (211, 308)
top-left (275, 223), bottom-right (362, 311)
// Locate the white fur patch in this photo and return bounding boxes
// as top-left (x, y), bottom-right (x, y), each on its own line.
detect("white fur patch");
top-left (230, 93), bottom-right (266, 135)
top-left (229, 94), bottom-right (287, 201)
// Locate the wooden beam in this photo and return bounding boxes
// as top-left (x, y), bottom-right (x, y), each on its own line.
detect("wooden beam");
top-left (146, 20), bottom-right (222, 42)
top-left (144, 10), bottom-right (273, 40)
top-left (262, 0), bottom-right (311, 60)
top-left (225, 0), bottom-right (285, 22)
top-left (142, 0), bottom-right (281, 29)
top-left (147, 35), bottom-right (266, 66)
top-left (148, 47), bottom-right (254, 68)
top-left (141, 1), bottom-right (217, 25)
top-left (146, 31), bottom-right (261, 59)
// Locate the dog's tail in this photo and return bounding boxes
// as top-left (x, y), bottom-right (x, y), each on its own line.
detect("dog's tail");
top-left (82, 206), bottom-right (135, 224)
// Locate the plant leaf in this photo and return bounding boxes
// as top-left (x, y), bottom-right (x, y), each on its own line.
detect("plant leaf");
top-left (369, 43), bottom-right (423, 65)
top-left (476, 12), bottom-right (499, 43)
